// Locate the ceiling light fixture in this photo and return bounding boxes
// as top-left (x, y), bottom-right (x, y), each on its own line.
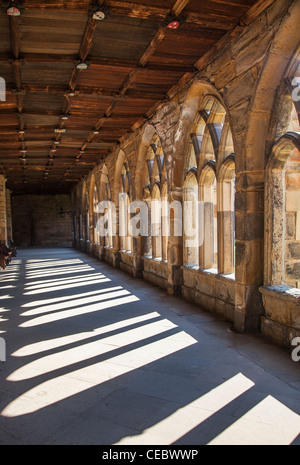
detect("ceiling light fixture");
top-left (60, 115), bottom-right (69, 121)
top-left (76, 61), bottom-right (89, 70)
top-left (167, 20), bottom-right (180, 29)
top-left (93, 10), bottom-right (105, 20)
top-left (7, 6), bottom-right (21, 16)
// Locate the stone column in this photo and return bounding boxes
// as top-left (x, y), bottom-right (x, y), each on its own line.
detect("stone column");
top-left (0, 175), bottom-right (7, 244)
top-left (5, 188), bottom-right (12, 242)
top-left (167, 188), bottom-right (183, 296)
top-left (234, 168), bottom-right (265, 333)
top-left (112, 205), bottom-right (120, 268)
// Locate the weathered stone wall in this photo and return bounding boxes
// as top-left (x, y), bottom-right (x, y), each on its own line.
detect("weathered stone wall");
top-left (12, 195), bottom-right (73, 247)
top-left (71, 0), bottom-right (300, 348)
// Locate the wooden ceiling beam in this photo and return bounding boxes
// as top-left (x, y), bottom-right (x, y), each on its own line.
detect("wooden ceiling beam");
top-left (6, 84), bottom-right (170, 101)
top-left (172, 0), bottom-right (191, 17)
top-left (8, 13), bottom-right (26, 140)
top-left (1, 0), bottom-right (266, 194)
top-left (79, 0), bottom-right (184, 154)
top-left (0, 54), bottom-right (192, 74)
top-left (242, 0), bottom-right (276, 25)
top-left (55, 1), bottom-right (108, 176)
top-left (10, 16), bottom-right (20, 60)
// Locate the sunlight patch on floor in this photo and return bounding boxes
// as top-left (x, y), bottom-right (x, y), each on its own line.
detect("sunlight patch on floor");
top-left (25, 273), bottom-right (108, 291)
top-left (9, 318), bottom-right (177, 381)
top-left (1, 331), bottom-right (197, 417)
top-left (21, 286), bottom-right (124, 316)
top-left (208, 395), bottom-right (300, 445)
top-left (21, 287), bottom-right (122, 309)
top-left (115, 373), bottom-right (255, 445)
top-left (25, 266), bottom-right (94, 279)
top-left (19, 293), bottom-right (140, 327)
top-left (23, 277), bottom-right (111, 295)
top-left (12, 312), bottom-right (162, 357)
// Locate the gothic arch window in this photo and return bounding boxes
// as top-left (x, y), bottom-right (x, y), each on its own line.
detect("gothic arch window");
top-left (183, 169), bottom-right (199, 267)
top-left (199, 162), bottom-right (217, 270)
top-left (100, 165), bottom-right (113, 248)
top-left (218, 156), bottom-right (236, 275)
top-left (93, 183), bottom-right (99, 244)
top-left (119, 161), bottom-right (133, 253)
top-left (184, 95), bottom-right (236, 275)
top-left (266, 83), bottom-right (300, 288)
top-left (81, 182), bottom-right (89, 242)
top-left (142, 133), bottom-right (168, 261)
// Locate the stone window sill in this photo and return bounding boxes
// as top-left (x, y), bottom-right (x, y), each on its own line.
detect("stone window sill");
top-left (259, 285), bottom-right (300, 303)
top-left (181, 266), bottom-right (235, 282)
top-left (120, 250), bottom-right (134, 255)
top-left (144, 256), bottom-right (168, 264)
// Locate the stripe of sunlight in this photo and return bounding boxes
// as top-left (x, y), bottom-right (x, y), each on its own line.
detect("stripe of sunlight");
top-left (208, 395), bottom-right (300, 445)
top-left (0, 268), bottom-right (20, 275)
top-left (115, 373), bottom-right (255, 445)
top-left (19, 294), bottom-right (140, 327)
top-left (26, 258), bottom-right (75, 261)
top-left (23, 277), bottom-right (111, 295)
top-left (1, 330), bottom-right (197, 417)
top-left (25, 259), bottom-right (84, 269)
top-left (0, 278), bottom-right (19, 283)
top-left (25, 259), bottom-right (88, 268)
top-left (26, 270), bottom-right (105, 287)
top-left (0, 267), bottom-right (20, 274)
top-left (9, 316), bottom-right (177, 381)
top-left (0, 272), bottom-right (20, 283)
top-left (12, 312), bottom-right (161, 357)
top-left (21, 286), bottom-right (125, 317)
top-left (20, 286), bottom-right (123, 316)
top-left (26, 262), bottom-right (92, 274)
top-left (25, 260), bottom-right (88, 266)
top-left (25, 273), bottom-right (107, 291)
top-left (25, 269), bottom-right (94, 280)
top-left (25, 266), bottom-right (94, 279)
top-left (22, 287), bottom-right (122, 308)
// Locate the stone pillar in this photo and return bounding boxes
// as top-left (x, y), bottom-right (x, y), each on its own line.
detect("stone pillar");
top-left (167, 188), bottom-right (183, 295)
top-left (0, 175), bottom-right (7, 244)
top-left (5, 189), bottom-right (12, 242)
top-left (112, 206), bottom-right (120, 268)
top-left (234, 170), bottom-right (265, 333)
top-left (133, 235), bottom-right (144, 279)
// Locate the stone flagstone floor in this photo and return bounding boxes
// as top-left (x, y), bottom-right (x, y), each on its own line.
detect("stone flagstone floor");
top-left (0, 248), bottom-right (299, 445)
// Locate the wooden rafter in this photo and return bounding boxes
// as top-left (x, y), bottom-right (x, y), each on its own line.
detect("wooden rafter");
top-left (172, 0), bottom-right (191, 17)
top-left (0, 0), bottom-right (272, 193)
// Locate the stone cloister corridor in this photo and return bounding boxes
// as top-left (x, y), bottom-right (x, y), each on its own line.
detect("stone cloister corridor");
top-left (0, 248), bottom-right (299, 445)
top-left (0, 0), bottom-right (300, 448)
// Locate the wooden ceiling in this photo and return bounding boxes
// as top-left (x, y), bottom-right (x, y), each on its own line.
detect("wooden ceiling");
top-left (0, 0), bottom-right (270, 194)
